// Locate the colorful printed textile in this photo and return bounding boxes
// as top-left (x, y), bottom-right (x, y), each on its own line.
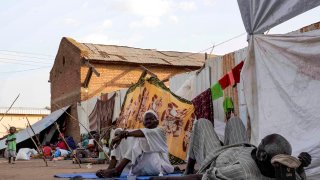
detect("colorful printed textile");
top-left (118, 77), bottom-right (195, 160)
top-left (192, 89), bottom-right (214, 124)
top-left (210, 83), bottom-right (223, 100)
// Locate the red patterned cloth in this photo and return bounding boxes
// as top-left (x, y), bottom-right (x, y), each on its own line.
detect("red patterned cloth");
top-left (232, 61), bottom-right (244, 84)
top-left (228, 71), bottom-right (235, 86)
top-left (192, 89), bottom-right (214, 124)
top-left (218, 74), bottom-right (230, 89)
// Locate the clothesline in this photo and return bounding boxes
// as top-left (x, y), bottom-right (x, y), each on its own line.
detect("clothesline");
top-left (191, 60), bottom-right (244, 124)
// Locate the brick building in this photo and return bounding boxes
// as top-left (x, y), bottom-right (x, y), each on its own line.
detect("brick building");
top-left (49, 37), bottom-right (206, 142)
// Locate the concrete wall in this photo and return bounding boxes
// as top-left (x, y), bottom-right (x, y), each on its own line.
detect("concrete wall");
top-left (0, 114), bottom-right (46, 138)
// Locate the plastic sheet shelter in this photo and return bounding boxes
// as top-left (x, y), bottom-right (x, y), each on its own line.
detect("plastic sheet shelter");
top-left (0, 106), bottom-right (69, 150)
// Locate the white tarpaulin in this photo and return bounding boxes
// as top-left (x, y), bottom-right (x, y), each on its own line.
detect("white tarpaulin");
top-left (77, 97), bottom-right (98, 134)
top-left (237, 0), bottom-right (320, 34)
top-left (170, 66), bottom-right (210, 101)
top-left (169, 72), bottom-right (195, 94)
top-left (174, 73), bottom-right (196, 101)
top-left (0, 106), bottom-right (69, 150)
top-left (242, 31), bottom-right (320, 178)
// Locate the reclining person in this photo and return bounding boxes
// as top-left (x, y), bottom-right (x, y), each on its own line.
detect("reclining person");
top-left (153, 114), bottom-right (311, 179)
top-left (96, 110), bottom-right (174, 178)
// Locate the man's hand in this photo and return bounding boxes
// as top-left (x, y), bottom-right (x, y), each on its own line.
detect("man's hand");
top-left (298, 152), bottom-right (312, 167)
top-left (117, 131), bottom-right (128, 139)
top-left (110, 135), bottom-right (122, 150)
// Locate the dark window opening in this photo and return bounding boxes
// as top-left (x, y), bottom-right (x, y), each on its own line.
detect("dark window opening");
top-left (63, 56), bottom-right (66, 66)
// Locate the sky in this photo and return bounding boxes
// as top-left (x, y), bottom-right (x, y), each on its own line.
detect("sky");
top-left (0, 0), bottom-right (320, 108)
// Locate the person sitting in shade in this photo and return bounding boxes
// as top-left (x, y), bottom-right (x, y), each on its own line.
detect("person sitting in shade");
top-left (96, 110), bottom-right (174, 178)
top-left (56, 133), bottom-right (68, 150)
top-left (152, 98), bottom-right (311, 180)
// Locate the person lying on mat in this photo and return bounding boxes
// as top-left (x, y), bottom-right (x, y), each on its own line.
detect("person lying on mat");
top-left (96, 110), bottom-right (174, 178)
top-left (152, 115), bottom-right (311, 180)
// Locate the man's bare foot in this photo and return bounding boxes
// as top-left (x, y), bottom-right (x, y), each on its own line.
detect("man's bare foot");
top-left (96, 168), bottom-right (121, 178)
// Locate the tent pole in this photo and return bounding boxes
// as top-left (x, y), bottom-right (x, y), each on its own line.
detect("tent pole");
top-left (54, 122), bottom-right (81, 168)
top-left (25, 125), bottom-right (48, 166)
top-left (0, 94), bottom-right (20, 122)
top-left (52, 102), bottom-right (110, 160)
top-left (25, 117), bottom-right (48, 166)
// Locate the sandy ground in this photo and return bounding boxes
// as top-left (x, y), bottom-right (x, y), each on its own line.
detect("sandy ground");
top-left (0, 158), bottom-right (107, 180)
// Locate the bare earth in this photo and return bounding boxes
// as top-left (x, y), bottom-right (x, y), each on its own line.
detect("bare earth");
top-left (0, 158), bottom-right (107, 180)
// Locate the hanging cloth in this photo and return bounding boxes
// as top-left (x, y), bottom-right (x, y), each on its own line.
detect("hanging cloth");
top-left (210, 83), bottom-right (223, 100)
top-left (223, 97), bottom-right (234, 114)
top-left (89, 94), bottom-right (116, 134)
top-left (192, 89), bottom-right (214, 124)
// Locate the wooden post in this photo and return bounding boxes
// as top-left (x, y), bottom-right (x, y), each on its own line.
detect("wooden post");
top-left (0, 94), bottom-right (20, 122)
top-left (25, 118), bottom-right (48, 167)
top-left (139, 65), bottom-right (158, 77)
top-left (54, 122), bottom-right (81, 168)
top-left (26, 125), bottom-right (48, 166)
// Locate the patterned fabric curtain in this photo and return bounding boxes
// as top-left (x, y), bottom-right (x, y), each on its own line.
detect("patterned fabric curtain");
top-left (118, 77), bottom-right (195, 160)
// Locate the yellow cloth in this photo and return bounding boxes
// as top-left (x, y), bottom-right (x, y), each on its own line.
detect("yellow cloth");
top-left (118, 77), bottom-right (195, 160)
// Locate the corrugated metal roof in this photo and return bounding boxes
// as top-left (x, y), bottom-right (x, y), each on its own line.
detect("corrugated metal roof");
top-left (0, 107), bottom-right (50, 115)
top-left (66, 38), bottom-right (207, 67)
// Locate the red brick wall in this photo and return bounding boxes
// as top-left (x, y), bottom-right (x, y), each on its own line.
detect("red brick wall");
top-left (50, 38), bottom-right (82, 142)
top-left (80, 63), bottom-right (196, 100)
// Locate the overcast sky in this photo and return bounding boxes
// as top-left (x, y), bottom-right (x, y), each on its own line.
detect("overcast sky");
top-left (0, 0), bottom-right (319, 108)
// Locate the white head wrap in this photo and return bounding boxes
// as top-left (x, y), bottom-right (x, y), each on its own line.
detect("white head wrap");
top-left (143, 109), bottom-right (159, 121)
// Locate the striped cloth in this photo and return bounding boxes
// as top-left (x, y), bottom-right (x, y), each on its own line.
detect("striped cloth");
top-left (224, 116), bottom-right (248, 145)
top-left (188, 118), bottom-right (273, 179)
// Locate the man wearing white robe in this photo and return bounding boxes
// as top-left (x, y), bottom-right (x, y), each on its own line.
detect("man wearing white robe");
top-left (96, 110), bottom-right (174, 178)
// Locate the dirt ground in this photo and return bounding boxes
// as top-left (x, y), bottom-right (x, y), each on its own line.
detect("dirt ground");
top-left (0, 158), bottom-right (107, 180)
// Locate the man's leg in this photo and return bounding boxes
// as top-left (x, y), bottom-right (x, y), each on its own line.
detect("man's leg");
top-left (185, 119), bottom-right (222, 174)
top-left (224, 116), bottom-right (249, 146)
top-left (12, 155), bottom-right (16, 164)
top-left (96, 137), bottom-right (142, 177)
top-left (107, 156), bottom-right (118, 169)
top-left (96, 158), bottom-right (130, 177)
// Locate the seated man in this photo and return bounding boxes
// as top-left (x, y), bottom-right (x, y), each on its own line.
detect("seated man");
top-left (156, 116), bottom-right (311, 180)
top-left (96, 110), bottom-right (174, 178)
top-left (75, 143), bottom-right (99, 159)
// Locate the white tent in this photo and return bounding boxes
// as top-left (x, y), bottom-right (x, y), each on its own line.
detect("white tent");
top-left (238, 0), bottom-right (320, 178)
top-left (0, 106), bottom-right (69, 150)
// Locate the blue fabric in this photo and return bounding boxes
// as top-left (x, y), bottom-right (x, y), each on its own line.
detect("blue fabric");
top-left (54, 150), bottom-right (61, 157)
top-left (54, 172), bottom-right (182, 179)
top-left (66, 136), bottom-right (77, 150)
